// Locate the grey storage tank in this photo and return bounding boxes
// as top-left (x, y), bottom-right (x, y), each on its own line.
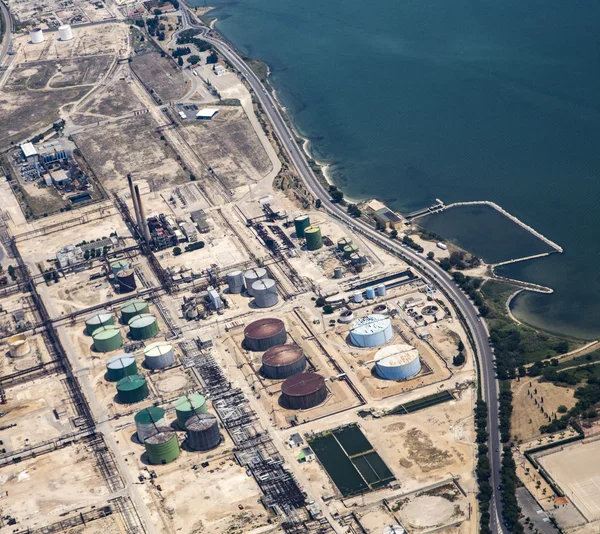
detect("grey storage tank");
top-left (252, 278), bottom-right (278, 308)
top-left (144, 342), bottom-right (175, 369)
top-left (226, 270), bottom-right (245, 294)
top-left (185, 413), bottom-right (221, 451)
top-left (261, 344), bottom-right (306, 379)
top-left (244, 268), bottom-right (267, 296)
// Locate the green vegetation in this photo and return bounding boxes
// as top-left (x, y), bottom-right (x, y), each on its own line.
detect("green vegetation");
top-left (347, 203), bottom-right (361, 217)
top-left (474, 400), bottom-right (492, 534)
top-left (184, 241), bottom-right (205, 252)
top-left (401, 235), bottom-right (424, 253)
top-left (500, 447), bottom-right (524, 533)
top-left (328, 184), bottom-right (344, 203)
top-left (386, 391), bottom-right (455, 415)
top-left (176, 29), bottom-right (213, 52)
top-left (439, 250), bottom-right (481, 271)
top-left (187, 55), bottom-right (201, 65)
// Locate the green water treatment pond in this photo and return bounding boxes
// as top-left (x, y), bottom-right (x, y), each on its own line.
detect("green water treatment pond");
top-left (309, 424), bottom-right (395, 497)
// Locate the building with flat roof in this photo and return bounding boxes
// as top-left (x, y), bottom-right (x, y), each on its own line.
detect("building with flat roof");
top-left (374, 207), bottom-right (403, 230)
top-left (20, 142), bottom-right (38, 163)
top-left (196, 108), bottom-right (220, 120)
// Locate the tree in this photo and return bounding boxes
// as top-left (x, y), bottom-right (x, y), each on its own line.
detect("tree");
top-left (323, 305), bottom-right (334, 315)
top-left (330, 189), bottom-right (344, 203)
top-left (390, 229), bottom-right (398, 239)
top-left (557, 405), bottom-right (568, 413)
top-left (177, 56), bottom-right (184, 66)
top-left (315, 297), bottom-right (325, 308)
top-left (83, 250), bottom-right (90, 260)
top-left (7, 265), bottom-right (16, 280)
top-left (206, 51), bottom-right (218, 64)
top-left (171, 0), bottom-right (179, 7)
top-left (187, 55), bottom-right (200, 65)
top-left (427, 251), bottom-right (434, 260)
top-left (458, 340), bottom-right (465, 352)
top-left (315, 199), bottom-right (321, 208)
top-left (347, 204), bottom-right (361, 217)
top-left (453, 353), bottom-right (466, 366)
top-left (439, 258), bottom-right (452, 271)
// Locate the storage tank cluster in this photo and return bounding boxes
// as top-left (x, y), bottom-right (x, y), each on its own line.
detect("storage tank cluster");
top-left (244, 267), bottom-right (267, 296)
top-left (294, 215), bottom-right (311, 238)
top-left (304, 226), bottom-right (323, 251)
top-left (244, 318), bottom-right (287, 351)
top-left (337, 237), bottom-right (352, 251)
top-left (261, 344), bottom-right (306, 379)
top-left (116, 269), bottom-right (137, 293)
top-left (128, 314), bottom-right (159, 340)
top-left (29, 28), bottom-right (44, 44)
top-left (349, 314), bottom-right (393, 348)
top-left (116, 374), bottom-right (148, 404)
top-left (374, 344), bottom-right (421, 380)
top-left (106, 353), bottom-right (137, 381)
top-left (281, 372), bottom-right (327, 410)
top-left (92, 325), bottom-right (123, 352)
top-left (143, 342), bottom-right (175, 369)
top-left (120, 299), bottom-right (149, 324)
top-left (7, 334), bottom-right (31, 358)
top-left (58, 24), bottom-right (73, 41)
top-left (226, 270), bottom-right (245, 294)
top-left (85, 310), bottom-right (114, 336)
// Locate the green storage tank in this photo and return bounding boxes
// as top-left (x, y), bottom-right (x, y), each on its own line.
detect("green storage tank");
top-left (110, 259), bottom-right (130, 276)
top-left (144, 427), bottom-right (180, 465)
top-left (343, 244), bottom-right (359, 258)
top-left (337, 237), bottom-right (352, 251)
top-left (92, 326), bottom-right (123, 352)
top-left (174, 394), bottom-right (207, 428)
top-left (116, 374), bottom-right (148, 404)
top-left (85, 310), bottom-right (114, 336)
top-left (128, 314), bottom-right (159, 340)
top-left (106, 353), bottom-right (137, 382)
top-left (304, 226), bottom-right (323, 251)
top-left (294, 215), bottom-right (311, 238)
top-left (120, 299), bottom-right (150, 324)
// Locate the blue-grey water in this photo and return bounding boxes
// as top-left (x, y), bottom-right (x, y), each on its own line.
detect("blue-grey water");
top-left (195, 0), bottom-right (600, 339)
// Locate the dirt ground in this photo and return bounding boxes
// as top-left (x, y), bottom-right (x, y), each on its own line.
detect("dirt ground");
top-left (73, 114), bottom-right (188, 192)
top-left (511, 377), bottom-right (576, 442)
top-left (130, 51), bottom-right (189, 103)
top-left (0, 444), bottom-right (110, 531)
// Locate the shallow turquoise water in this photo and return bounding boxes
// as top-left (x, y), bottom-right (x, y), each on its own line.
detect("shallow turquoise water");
top-left (195, 0), bottom-right (600, 339)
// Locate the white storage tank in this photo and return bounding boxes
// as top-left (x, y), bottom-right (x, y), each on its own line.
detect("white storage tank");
top-left (226, 270), bottom-right (244, 294)
top-left (134, 407), bottom-right (167, 443)
top-left (244, 267), bottom-right (267, 296)
top-left (252, 278), bottom-right (278, 308)
top-left (30, 28), bottom-right (44, 44)
top-left (7, 334), bottom-right (30, 358)
top-left (339, 309), bottom-right (354, 324)
top-left (144, 342), bottom-right (175, 369)
top-left (349, 314), bottom-right (393, 348)
top-left (58, 24), bottom-right (73, 41)
top-left (376, 284), bottom-right (386, 297)
top-left (374, 344), bottom-right (421, 380)
top-left (353, 291), bottom-right (363, 303)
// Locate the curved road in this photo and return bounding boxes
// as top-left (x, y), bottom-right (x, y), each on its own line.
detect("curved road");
top-left (0, 0), bottom-right (12, 64)
top-left (180, 8), bottom-right (505, 533)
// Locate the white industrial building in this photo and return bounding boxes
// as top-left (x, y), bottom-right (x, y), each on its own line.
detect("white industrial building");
top-left (56, 244), bottom-right (83, 268)
top-left (179, 221), bottom-right (197, 242)
top-left (196, 108), bottom-right (220, 120)
top-left (20, 142), bottom-right (38, 163)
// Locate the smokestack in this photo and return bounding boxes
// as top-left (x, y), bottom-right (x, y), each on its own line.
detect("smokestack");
top-left (127, 174), bottom-right (143, 235)
top-left (134, 184), bottom-right (151, 243)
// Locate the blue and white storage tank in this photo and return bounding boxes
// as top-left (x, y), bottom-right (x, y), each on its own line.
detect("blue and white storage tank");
top-left (365, 287), bottom-right (376, 300)
top-left (349, 314), bottom-right (393, 348)
top-left (374, 344), bottom-right (421, 380)
top-left (376, 284), bottom-right (386, 297)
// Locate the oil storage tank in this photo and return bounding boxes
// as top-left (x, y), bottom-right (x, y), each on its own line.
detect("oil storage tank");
top-left (120, 299), bottom-right (149, 323)
top-left (116, 374), bottom-right (148, 404)
top-left (294, 215), bottom-right (311, 238)
top-left (116, 269), bottom-right (137, 293)
top-left (7, 334), bottom-right (30, 358)
top-left (128, 314), bottom-right (159, 340)
top-left (244, 318), bottom-right (286, 351)
top-left (135, 407), bottom-right (166, 442)
top-left (144, 342), bottom-right (175, 369)
top-left (374, 344), bottom-right (421, 380)
top-left (30, 28), bottom-right (44, 44)
top-left (185, 413), bottom-right (221, 451)
top-left (376, 284), bottom-right (386, 297)
top-left (349, 314), bottom-right (393, 348)
top-left (252, 279), bottom-right (278, 308)
top-left (365, 286), bottom-right (376, 300)
top-left (337, 237), bottom-right (352, 251)
top-left (106, 353), bottom-right (137, 381)
top-left (174, 394), bottom-right (207, 427)
top-left (244, 267), bottom-right (267, 296)
top-left (92, 326), bottom-right (123, 352)
top-left (343, 244), bottom-right (359, 259)
top-left (226, 270), bottom-right (245, 294)
top-left (110, 259), bottom-right (129, 275)
top-left (261, 344), bottom-right (306, 379)
top-left (304, 226), bottom-right (323, 251)
top-left (144, 427), bottom-right (180, 465)
top-left (58, 24), bottom-right (73, 41)
top-left (85, 310), bottom-right (114, 336)
top-left (281, 372), bottom-right (327, 410)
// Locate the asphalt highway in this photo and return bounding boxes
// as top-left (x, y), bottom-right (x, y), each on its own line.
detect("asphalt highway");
top-left (0, 0), bottom-right (12, 64)
top-left (186, 8), bottom-right (504, 532)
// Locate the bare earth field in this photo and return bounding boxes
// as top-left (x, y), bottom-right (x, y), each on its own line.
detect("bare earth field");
top-left (73, 114), bottom-right (188, 192)
top-left (130, 51), bottom-right (188, 103)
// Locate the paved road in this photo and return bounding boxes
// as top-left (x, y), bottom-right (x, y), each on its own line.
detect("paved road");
top-left (180, 8), bottom-right (507, 533)
top-left (0, 0), bottom-right (12, 64)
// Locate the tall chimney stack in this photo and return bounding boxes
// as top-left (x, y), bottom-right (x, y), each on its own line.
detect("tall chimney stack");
top-left (127, 174), bottom-right (143, 237)
top-left (134, 184), bottom-right (151, 243)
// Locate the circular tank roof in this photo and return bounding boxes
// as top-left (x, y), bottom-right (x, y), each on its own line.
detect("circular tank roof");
top-left (262, 344), bottom-right (303, 367)
top-left (227, 269), bottom-right (242, 276)
top-left (85, 311), bottom-right (111, 324)
top-left (174, 394), bottom-right (206, 411)
top-left (111, 259), bottom-right (129, 267)
top-left (144, 427), bottom-right (176, 444)
top-left (244, 268), bottom-right (266, 278)
top-left (144, 342), bottom-right (172, 357)
top-left (375, 344), bottom-right (419, 367)
top-left (304, 226), bottom-right (320, 234)
top-left (106, 354), bottom-right (135, 369)
top-left (185, 413), bottom-right (218, 431)
top-left (244, 318), bottom-right (285, 339)
top-left (58, 24), bottom-right (70, 30)
top-left (117, 374), bottom-right (146, 391)
top-left (117, 268), bottom-right (135, 278)
top-left (350, 314), bottom-right (391, 336)
top-left (134, 406), bottom-right (165, 424)
top-left (121, 300), bottom-right (147, 312)
top-left (281, 372), bottom-right (325, 397)
top-left (92, 326), bottom-right (121, 339)
top-left (252, 279), bottom-right (276, 291)
top-left (128, 314), bottom-right (156, 328)
top-left (295, 215), bottom-right (309, 221)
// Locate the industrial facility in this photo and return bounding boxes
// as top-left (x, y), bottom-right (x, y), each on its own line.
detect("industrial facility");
top-left (349, 314), bottom-right (393, 348)
top-left (374, 344), bottom-right (421, 380)
top-left (92, 325), bottom-right (123, 352)
top-left (128, 314), bottom-right (159, 340)
top-left (116, 374), bottom-right (149, 404)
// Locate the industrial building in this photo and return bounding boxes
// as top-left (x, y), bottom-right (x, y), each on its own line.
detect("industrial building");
top-left (116, 374), bottom-right (149, 404)
top-left (374, 344), bottom-right (421, 380)
top-left (134, 407), bottom-right (166, 442)
top-left (174, 394), bottom-right (208, 427)
top-left (244, 318), bottom-right (287, 351)
top-left (144, 427), bottom-right (180, 465)
top-left (110, 259), bottom-right (130, 275)
top-left (185, 413), bottom-right (221, 451)
top-left (7, 333), bottom-right (30, 357)
top-left (261, 344), bottom-right (306, 379)
top-left (196, 108), bottom-right (220, 120)
top-left (349, 314), bottom-right (393, 348)
top-left (58, 24), bottom-right (73, 41)
top-left (20, 142), bottom-right (38, 163)
top-left (106, 354), bottom-right (137, 382)
top-left (143, 342), bottom-right (175, 369)
top-left (29, 27), bottom-right (44, 44)
top-left (116, 269), bottom-right (137, 293)
top-left (281, 372), bottom-right (328, 410)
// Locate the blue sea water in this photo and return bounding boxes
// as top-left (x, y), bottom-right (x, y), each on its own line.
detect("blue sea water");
top-left (193, 0), bottom-right (600, 339)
